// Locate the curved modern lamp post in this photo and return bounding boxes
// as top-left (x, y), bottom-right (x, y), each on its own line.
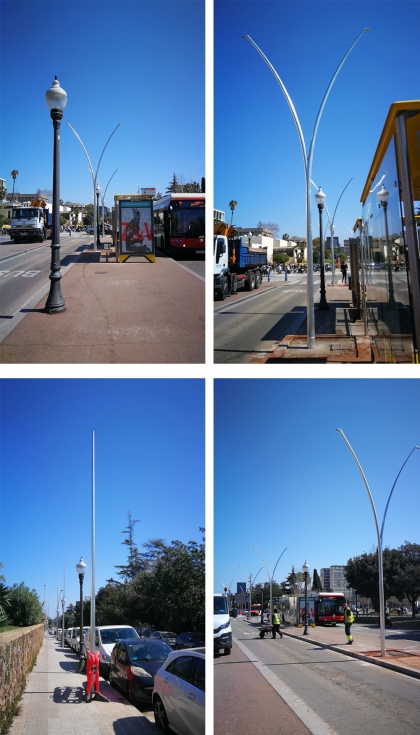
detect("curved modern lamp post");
top-left (45, 77), bottom-right (67, 313)
top-left (312, 177), bottom-right (354, 286)
top-left (101, 169), bottom-right (118, 237)
top-left (66, 122), bottom-right (122, 251)
top-left (43, 584), bottom-right (48, 622)
top-left (243, 29), bottom-right (370, 349)
top-left (377, 184), bottom-right (396, 308)
top-left (253, 544), bottom-right (288, 626)
top-left (302, 561), bottom-right (310, 635)
top-left (76, 557), bottom-right (87, 672)
top-left (233, 564), bottom-right (263, 617)
top-left (95, 184), bottom-right (101, 250)
top-left (315, 187), bottom-right (328, 310)
top-left (336, 428), bottom-right (419, 656)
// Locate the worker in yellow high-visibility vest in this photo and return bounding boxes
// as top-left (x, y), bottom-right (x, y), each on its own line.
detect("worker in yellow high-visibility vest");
top-left (344, 602), bottom-right (354, 645)
top-left (271, 608), bottom-right (283, 639)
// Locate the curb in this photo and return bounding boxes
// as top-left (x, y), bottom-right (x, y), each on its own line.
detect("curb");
top-left (282, 629), bottom-right (420, 680)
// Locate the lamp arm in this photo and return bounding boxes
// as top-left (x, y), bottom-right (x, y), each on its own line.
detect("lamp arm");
top-left (243, 36), bottom-right (307, 173)
top-left (336, 428), bottom-right (380, 541)
top-left (272, 546), bottom-right (288, 579)
top-left (380, 446), bottom-right (419, 544)
top-left (66, 123), bottom-right (94, 182)
top-left (307, 29), bottom-right (370, 184)
top-left (94, 123), bottom-right (122, 183)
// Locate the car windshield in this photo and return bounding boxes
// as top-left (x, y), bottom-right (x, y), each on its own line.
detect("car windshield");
top-left (127, 642), bottom-right (171, 662)
top-left (214, 597), bottom-right (228, 614)
top-left (160, 632), bottom-right (176, 638)
top-left (100, 627), bottom-right (137, 644)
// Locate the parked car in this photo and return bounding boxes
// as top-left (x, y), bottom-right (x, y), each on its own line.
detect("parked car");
top-left (86, 226), bottom-right (94, 234)
top-left (85, 625), bottom-right (139, 678)
top-left (71, 627), bottom-right (80, 651)
top-left (175, 632), bottom-right (205, 650)
top-left (65, 628), bottom-right (73, 647)
top-left (109, 638), bottom-right (172, 704)
top-left (150, 631), bottom-right (177, 648)
top-left (134, 626), bottom-right (154, 638)
top-left (153, 648), bottom-right (205, 735)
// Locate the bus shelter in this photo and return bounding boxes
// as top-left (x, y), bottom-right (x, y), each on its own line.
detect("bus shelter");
top-left (358, 101), bottom-right (420, 363)
top-left (113, 195), bottom-right (155, 263)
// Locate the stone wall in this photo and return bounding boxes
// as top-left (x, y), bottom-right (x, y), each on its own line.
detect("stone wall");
top-left (0, 625), bottom-right (44, 713)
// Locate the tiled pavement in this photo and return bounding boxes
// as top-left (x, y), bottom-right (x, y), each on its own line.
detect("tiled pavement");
top-left (10, 635), bottom-right (156, 735)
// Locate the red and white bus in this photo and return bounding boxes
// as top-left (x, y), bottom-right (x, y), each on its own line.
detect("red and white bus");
top-left (153, 193), bottom-right (205, 258)
top-left (314, 592), bottom-right (345, 625)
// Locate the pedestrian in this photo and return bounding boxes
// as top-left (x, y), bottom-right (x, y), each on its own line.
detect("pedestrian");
top-left (272, 608), bottom-right (283, 639)
top-left (343, 602), bottom-right (354, 645)
top-left (341, 260), bottom-right (348, 283)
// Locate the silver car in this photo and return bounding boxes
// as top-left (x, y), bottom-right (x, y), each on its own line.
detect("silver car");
top-left (153, 648), bottom-right (205, 735)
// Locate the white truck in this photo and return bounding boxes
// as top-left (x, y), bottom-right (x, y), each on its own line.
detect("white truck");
top-left (214, 593), bottom-right (232, 655)
top-left (10, 200), bottom-right (52, 244)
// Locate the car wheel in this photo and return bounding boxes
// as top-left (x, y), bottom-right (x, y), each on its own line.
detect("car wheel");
top-left (127, 682), bottom-right (135, 704)
top-left (224, 647), bottom-right (231, 656)
top-left (154, 696), bottom-right (169, 734)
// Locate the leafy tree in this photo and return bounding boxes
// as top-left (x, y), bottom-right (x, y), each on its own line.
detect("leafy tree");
top-left (273, 252), bottom-right (290, 264)
top-left (312, 568), bottom-right (323, 592)
top-left (336, 250), bottom-right (347, 262)
top-left (390, 542), bottom-right (420, 618)
top-left (257, 221), bottom-right (280, 237)
top-left (282, 233), bottom-right (290, 241)
top-left (0, 184), bottom-right (6, 200)
top-left (167, 173), bottom-right (182, 193)
top-left (114, 511), bottom-right (145, 581)
top-left (7, 583), bottom-right (43, 626)
top-left (229, 200), bottom-right (237, 226)
top-left (83, 204), bottom-right (94, 226)
top-left (345, 545), bottom-right (419, 611)
top-left (312, 237), bottom-right (320, 249)
top-left (133, 539), bottom-right (205, 631)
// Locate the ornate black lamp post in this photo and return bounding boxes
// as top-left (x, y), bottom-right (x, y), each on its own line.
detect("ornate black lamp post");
top-left (377, 184), bottom-right (396, 308)
top-left (76, 557), bottom-right (87, 672)
top-left (302, 560), bottom-right (310, 635)
top-left (44, 77), bottom-right (67, 313)
top-left (315, 187), bottom-right (329, 310)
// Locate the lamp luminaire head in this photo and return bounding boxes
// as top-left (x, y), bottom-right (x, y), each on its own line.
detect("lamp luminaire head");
top-left (315, 187), bottom-right (326, 208)
top-left (76, 557), bottom-right (87, 577)
top-left (377, 184), bottom-right (389, 205)
top-left (45, 77), bottom-right (67, 111)
top-left (302, 560), bottom-right (310, 574)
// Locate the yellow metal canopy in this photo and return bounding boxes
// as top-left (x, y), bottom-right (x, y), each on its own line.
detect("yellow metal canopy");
top-left (361, 101), bottom-right (420, 204)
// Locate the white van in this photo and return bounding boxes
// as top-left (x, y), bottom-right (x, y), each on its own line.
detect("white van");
top-left (86, 625), bottom-right (139, 677)
top-left (214, 593), bottom-right (232, 656)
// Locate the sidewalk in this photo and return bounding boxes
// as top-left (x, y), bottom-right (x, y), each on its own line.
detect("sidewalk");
top-left (9, 634), bottom-right (155, 735)
top-left (0, 246), bottom-right (204, 363)
top-left (244, 617), bottom-right (420, 679)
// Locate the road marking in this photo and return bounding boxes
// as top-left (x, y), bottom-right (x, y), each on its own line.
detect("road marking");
top-left (233, 634), bottom-right (340, 735)
top-left (0, 270), bottom-right (41, 278)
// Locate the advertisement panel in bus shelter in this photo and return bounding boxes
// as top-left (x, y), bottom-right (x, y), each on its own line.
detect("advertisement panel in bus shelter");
top-left (298, 596), bottom-right (315, 625)
top-left (119, 199), bottom-right (154, 257)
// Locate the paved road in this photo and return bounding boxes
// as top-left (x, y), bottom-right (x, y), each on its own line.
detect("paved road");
top-left (216, 618), bottom-right (420, 735)
top-left (214, 273), bottom-right (314, 363)
top-left (0, 234), bottom-right (204, 326)
top-left (0, 234), bottom-right (90, 319)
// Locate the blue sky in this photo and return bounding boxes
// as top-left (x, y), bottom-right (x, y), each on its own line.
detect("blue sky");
top-left (215, 0), bottom-right (420, 244)
top-left (214, 379), bottom-right (420, 594)
top-left (0, 0), bottom-right (204, 208)
top-left (0, 379), bottom-right (205, 620)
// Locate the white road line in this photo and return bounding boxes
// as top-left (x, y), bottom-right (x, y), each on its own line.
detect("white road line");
top-left (233, 634), bottom-right (341, 735)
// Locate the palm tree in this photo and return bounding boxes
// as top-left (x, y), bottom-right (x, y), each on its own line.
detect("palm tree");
top-left (229, 200), bottom-right (237, 226)
top-left (11, 170), bottom-right (19, 203)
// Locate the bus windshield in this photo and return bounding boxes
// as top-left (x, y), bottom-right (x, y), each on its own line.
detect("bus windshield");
top-left (318, 597), bottom-right (344, 616)
top-left (172, 210), bottom-right (204, 239)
